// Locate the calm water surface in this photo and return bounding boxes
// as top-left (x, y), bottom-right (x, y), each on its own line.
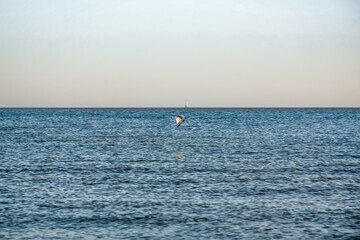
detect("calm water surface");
top-left (0, 108), bottom-right (359, 239)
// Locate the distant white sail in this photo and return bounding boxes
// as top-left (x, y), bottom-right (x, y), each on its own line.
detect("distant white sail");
top-left (185, 100), bottom-right (189, 108)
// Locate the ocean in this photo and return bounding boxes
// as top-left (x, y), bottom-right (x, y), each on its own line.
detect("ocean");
top-left (0, 108), bottom-right (359, 239)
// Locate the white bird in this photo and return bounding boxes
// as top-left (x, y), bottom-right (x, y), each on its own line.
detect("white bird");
top-left (173, 115), bottom-right (185, 127)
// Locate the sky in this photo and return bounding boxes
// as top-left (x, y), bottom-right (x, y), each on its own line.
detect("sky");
top-left (0, 0), bottom-right (359, 107)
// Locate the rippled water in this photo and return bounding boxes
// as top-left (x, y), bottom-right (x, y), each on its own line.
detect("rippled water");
top-left (0, 108), bottom-right (359, 239)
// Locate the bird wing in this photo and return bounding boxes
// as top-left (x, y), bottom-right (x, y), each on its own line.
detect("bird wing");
top-left (179, 115), bottom-right (185, 121)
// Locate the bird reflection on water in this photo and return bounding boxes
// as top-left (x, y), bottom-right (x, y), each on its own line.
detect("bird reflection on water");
top-left (173, 149), bottom-right (182, 157)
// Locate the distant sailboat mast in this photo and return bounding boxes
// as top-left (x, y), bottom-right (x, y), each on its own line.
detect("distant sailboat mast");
top-left (185, 100), bottom-right (189, 108)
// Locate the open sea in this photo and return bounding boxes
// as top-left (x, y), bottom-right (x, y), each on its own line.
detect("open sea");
top-left (0, 108), bottom-right (359, 239)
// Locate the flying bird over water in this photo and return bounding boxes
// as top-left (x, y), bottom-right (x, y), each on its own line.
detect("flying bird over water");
top-left (173, 115), bottom-right (185, 127)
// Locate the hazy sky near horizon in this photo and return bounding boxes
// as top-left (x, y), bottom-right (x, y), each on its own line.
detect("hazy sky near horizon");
top-left (0, 0), bottom-right (359, 107)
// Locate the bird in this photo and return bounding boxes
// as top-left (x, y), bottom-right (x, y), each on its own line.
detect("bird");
top-left (173, 115), bottom-right (185, 127)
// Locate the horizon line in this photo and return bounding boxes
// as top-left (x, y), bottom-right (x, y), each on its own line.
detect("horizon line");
top-left (1, 106), bottom-right (359, 109)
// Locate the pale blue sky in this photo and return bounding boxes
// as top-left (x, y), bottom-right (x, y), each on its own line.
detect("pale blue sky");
top-left (1, 0), bottom-right (359, 107)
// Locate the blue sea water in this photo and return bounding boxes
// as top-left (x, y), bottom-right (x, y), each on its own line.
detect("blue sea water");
top-left (0, 108), bottom-right (359, 239)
